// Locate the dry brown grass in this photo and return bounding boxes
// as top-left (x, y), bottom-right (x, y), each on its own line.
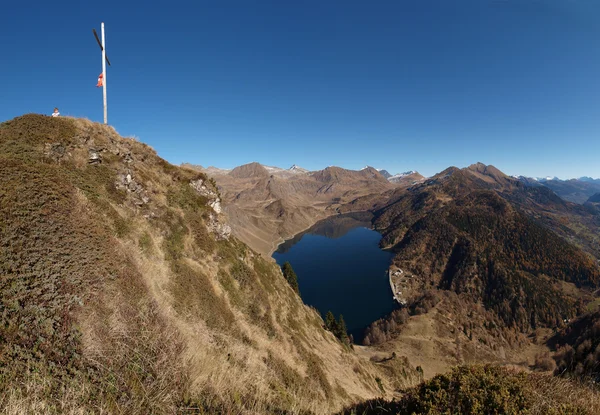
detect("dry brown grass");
top-left (527, 374), bottom-right (600, 415)
top-left (0, 114), bottom-right (395, 414)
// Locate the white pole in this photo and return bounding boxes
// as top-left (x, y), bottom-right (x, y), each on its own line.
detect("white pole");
top-left (101, 22), bottom-right (107, 124)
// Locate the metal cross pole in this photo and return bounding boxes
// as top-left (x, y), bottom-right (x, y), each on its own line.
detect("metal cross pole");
top-left (101, 23), bottom-right (107, 124)
top-left (93, 24), bottom-right (111, 124)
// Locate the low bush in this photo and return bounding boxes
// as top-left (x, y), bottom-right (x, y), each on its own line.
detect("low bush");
top-left (339, 365), bottom-right (598, 415)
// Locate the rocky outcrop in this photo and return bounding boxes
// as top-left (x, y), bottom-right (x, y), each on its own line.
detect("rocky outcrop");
top-left (189, 178), bottom-right (230, 239)
top-left (116, 170), bottom-right (150, 205)
top-left (88, 148), bottom-right (102, 164)
top-left (190, 178), bottom-right (222, 214)
top-left (207, 213), bottom-right (232, 240)
top-left (44, 142), bottom-right (67, 162)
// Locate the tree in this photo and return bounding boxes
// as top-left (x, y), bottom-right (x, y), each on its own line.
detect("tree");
top-left (281, 262), bottom-right (300, 294)
top-left (324, 311), bottom-right (350, 345)
top-left (325, 311), bottom-right (337, 332)
top-left (336, 314), bottom-right (350, 344)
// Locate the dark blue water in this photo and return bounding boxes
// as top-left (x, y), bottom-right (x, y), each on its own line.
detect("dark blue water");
top-left (273, 213), bottom-right (396, 342)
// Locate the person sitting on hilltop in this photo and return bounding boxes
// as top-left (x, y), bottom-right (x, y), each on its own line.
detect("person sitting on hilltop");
top-left (51, 107), bottom-right (60, 117)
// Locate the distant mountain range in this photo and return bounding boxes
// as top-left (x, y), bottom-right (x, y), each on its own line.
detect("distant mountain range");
top-left (586, 193), bottom-right (600, 214)
top-left (374, 168), bottom-right (424, 183)
top-left (184, 162), bottom-right (600, 206)
top-left (388, 171), bottom-right (425, 184)
top-left (185, 163), bottom-right (426, 185)
top-left (376, 169), bottom-right (392, 179)
top-left (588, 193), bottom-right (600, 203)
top-left (514, 175), bottom-right (600, 204)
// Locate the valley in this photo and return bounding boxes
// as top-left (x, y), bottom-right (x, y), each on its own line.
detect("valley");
top-left (202, 156), bottom-right (600, 399)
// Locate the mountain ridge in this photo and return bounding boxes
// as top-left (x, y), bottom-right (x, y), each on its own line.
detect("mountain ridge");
top-left (355, 161), bottom-right (600, 379)
top-left (515, 175), bottom-right (600, 204)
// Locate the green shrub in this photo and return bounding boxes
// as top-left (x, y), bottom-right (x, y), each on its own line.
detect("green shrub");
top-left (113, 216), bottom-right (131, 237)
top-left (281, 262), bottom-right (300, 294)
top-left (339, 365), bottom-right (530, 415)
top-left (168, 260), bottom-right (235, 332)
top-left (138, 232), bottom-right (154, 255)
top-left (167, 183), bottom-right (208, 213)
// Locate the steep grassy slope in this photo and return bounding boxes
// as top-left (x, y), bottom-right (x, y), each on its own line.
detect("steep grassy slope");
top-left (0, 115), bottom-right (404, 414)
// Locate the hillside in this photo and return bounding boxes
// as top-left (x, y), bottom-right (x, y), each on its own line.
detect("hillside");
top-left (340, 365), bottom-right (600, 415)
top-left (587, 193), bottom-right (600, 204)
top-left (0, 114), bottom-right (414, 414)
top-left (360, 163), bottom-right (600, 374)
top-left (549, 308), bottom-right (600, 381)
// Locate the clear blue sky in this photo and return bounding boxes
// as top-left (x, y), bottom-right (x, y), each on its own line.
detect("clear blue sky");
top-left (1, 0), bottom-right (599, 178)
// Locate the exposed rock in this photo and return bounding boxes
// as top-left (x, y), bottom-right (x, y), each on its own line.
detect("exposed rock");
top-left (76, 133), bottom-right (92, 144)
top-left (209, 199), bottom-right (222, 214)
top-left (88, 149), bottom-right (102, 164)
top-left (190, 179), bottom-right (222, 214)
top-left (116, 170), bottom-right (150, 205)
top-left (188, 179), bottom-right (229, 238)
top-left (207, 213), bottom-right (231, 240)
top-left (44, 143), bottom-right (67, 162)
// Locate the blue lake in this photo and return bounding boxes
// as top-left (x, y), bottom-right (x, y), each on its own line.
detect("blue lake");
top-left (273, 213), bottom-right (396, 342)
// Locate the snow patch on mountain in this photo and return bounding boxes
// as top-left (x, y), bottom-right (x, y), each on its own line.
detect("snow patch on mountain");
top-left (389, 171), bottom-right (417, 180)
top-left (288, 164), bottom-right (308, 173)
